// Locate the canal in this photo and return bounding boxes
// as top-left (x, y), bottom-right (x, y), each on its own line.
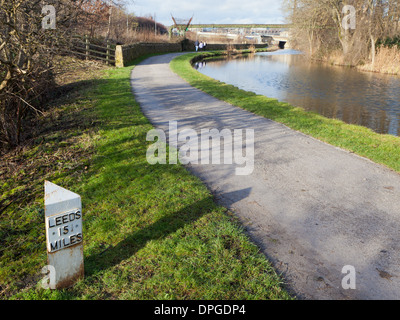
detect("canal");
top-left (195, 49), bottom-right (400, 136)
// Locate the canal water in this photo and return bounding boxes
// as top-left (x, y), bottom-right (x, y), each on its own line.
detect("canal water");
top-left (195, 49), bottom-right (400, 136)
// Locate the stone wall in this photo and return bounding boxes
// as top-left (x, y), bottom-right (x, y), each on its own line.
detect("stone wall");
top-left (115, 41), bottom-right (268, 67)
top-left (115, 42), bottom-right (183, 67)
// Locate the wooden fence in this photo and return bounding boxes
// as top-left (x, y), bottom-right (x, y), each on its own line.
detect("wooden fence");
top-left (64, 35), bottom-right (116, 66)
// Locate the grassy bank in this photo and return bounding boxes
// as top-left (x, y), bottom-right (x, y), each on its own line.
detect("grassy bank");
top-left (170, 52), bottom-right (400, 174)
top-left (0, 56), bottom-right (291, 300)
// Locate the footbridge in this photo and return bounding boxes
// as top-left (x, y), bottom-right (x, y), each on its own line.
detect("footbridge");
top-left (188, 24), bottom-right (291, 48)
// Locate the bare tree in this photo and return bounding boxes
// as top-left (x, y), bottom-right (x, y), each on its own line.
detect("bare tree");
top-left (285, 0), bottom-right (400, 64)
top-left (283, 0), bottom-right (338, 57)
top-left (0, 0), bottom-right (85, 149)
top-left (104, 0), bottom-right (129, 40)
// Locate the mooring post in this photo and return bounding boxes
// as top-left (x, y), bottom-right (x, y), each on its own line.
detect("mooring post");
top-left (44, 181), bottom-right (84, 289)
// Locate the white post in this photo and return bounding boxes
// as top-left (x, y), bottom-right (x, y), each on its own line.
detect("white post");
top-left (44, 181), bottom-right (84, 289)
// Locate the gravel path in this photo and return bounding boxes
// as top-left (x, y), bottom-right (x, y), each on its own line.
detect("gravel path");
top-left (130, 52), bottom-right (400, 300)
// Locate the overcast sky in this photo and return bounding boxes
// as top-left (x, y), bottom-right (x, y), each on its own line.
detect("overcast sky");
top-left (128, 0), bottom-right (286, 26)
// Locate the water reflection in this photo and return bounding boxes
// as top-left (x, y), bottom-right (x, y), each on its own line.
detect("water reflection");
top-left (197, 49), bottom-right (400, 136)
top-left (194, 61), bottom-right (207, 70)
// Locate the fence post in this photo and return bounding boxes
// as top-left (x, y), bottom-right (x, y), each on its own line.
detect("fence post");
top-left (85, 35), bottom-right (89, 61)
top-left (106, 40), bottom-right (110, 66)
top-left (115, 45), bottom-right (124, 68)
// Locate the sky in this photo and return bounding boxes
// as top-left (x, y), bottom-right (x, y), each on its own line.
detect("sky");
top-left (128, 0), bottom-right (286, 26)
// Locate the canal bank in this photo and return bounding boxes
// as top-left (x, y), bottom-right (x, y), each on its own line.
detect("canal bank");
top-left (171, 52), bottom-right (400, 174)
top-left (132, 52), bottom-right (400, 299)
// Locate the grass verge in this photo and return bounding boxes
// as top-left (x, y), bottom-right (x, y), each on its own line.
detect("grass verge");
top-left (170, 52), bottom-right (400, 174)
top-left (0, 56), bottom-right (292, 300)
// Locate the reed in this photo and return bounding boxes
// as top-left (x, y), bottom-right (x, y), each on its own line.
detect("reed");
top-left (358, 46), bottom-right (400, 75)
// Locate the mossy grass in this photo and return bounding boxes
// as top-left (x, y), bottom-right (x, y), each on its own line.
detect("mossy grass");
top-left (170, 52), bottom-right (400, 174)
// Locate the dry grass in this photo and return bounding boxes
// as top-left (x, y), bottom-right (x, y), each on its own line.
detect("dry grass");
top-left (324, 49), bottom-right (348, 66)
top-left (225, 43), bottom-right (238, 55)
top-left (121, 30), bottom-right (173, 44)
top-left (248, 44), bottom-right (257, 53)
top-left (318, 46), bottom-right (400, 75)
top-left (358, 46), bottom-right (400, 75)
top-left (53, 56), bottom-right (111, 86)
top-left (323, 49), bottom-right (362, 67)
top-left (224, 44), bottom-right (257, 55)
top-left (186, 31), bottom-right (230, 44)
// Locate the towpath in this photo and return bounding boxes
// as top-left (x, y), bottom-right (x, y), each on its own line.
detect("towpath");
top-left (131, 53), bottom-right (400, 300)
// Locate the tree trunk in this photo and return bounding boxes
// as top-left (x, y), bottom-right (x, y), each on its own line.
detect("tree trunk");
top-left (106, 5), bottom-right (113, 40)
top-left (308, 28), bottom-right (314, 57)
top-left (370, 34), bottom-right (376, 67)
top-left (341, 29), bottom-right (351, 56)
